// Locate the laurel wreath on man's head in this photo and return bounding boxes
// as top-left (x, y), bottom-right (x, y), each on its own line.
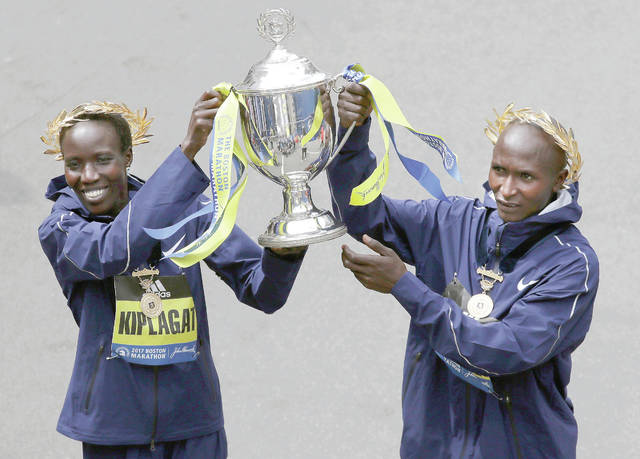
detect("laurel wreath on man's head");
top-left (41, 101), bottom-right (153, 160)
top-left (485, 103), bottom-right (582, 184)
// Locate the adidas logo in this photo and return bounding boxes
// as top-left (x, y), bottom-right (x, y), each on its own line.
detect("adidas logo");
top-left (149, 279), bottom-right (172, 298)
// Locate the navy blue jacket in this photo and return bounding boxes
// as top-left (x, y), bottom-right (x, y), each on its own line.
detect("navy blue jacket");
top-left (39, 147), bottom-right (304, 445)
top-left (327, 120), bottom-right (599, 458)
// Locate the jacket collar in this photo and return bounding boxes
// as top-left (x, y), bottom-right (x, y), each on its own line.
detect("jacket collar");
top-left (481, 181), bottom-right (582, 226)
top-left (45, 174), bottom-right (146, 220)
top-left (478, 181), bottom-right (582, 269)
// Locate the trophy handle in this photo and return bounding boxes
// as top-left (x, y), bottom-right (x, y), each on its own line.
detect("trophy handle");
top-left (329, 72), bottom-right (348, 94)
top-left (323, 121), bottom-right (355, 170)
top-left (319, 72), bottom-right (357, 170)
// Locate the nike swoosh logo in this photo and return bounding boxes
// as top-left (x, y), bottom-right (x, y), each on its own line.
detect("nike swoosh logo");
top-left (517, 277), bottom-right (539, 291)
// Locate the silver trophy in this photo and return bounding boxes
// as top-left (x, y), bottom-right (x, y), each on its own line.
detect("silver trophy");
top-left (234, 9), bottom-right (354, 248)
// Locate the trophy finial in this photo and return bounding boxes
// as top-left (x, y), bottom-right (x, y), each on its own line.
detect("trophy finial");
top-left (257, 8), bottom-right (295, 46)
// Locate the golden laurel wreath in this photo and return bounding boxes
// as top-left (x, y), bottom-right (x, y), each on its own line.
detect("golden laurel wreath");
top-left (41, 101), bottom-right (153, 160)
top-left (485, 103), bottom-right (582, 184)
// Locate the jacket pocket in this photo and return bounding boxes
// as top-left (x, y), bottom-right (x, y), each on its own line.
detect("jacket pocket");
top-left (84, 343), bottom-right (105, 412)
top-left (504, 392), bottom-right (523, 459)
top-left (402, 351), bottom-right (422, 403)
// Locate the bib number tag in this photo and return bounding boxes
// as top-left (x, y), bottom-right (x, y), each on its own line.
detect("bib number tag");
top-left (111, 275), bottom-right (198, 365)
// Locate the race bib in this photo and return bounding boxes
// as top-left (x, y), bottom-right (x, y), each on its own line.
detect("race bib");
top-left (111, 274), bottom-right (198, 365)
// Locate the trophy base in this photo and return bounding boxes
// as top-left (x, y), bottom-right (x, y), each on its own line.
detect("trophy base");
top-left (258, 209), bottom-right (347, 248)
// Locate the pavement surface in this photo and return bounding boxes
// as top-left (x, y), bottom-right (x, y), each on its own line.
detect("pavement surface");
top-left (1, 1), bottom-right (638, 457)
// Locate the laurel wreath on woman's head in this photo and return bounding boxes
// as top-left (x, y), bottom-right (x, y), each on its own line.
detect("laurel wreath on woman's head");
top-left (41, 101), bottom-right (153, 160)
top-left (485, 103), bottom-right (582, 184)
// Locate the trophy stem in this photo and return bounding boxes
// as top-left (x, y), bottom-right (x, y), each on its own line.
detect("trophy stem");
top-left (258, 177), bottom-right (347, 248)
top-left (282, 177), bottom-right (316, 216)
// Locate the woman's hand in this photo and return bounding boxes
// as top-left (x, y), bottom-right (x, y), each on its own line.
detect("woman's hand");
top-left (181, 90), bottom-right (225, 161)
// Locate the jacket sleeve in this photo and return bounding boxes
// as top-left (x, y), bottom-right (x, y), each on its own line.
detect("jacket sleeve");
top-left (391, 242), bottom-right (599, 375)
top-left (202, 226), bottom-right (305, 314)
top-left (38, 148), bottom-right (209, 284)
top-left (327, 118), bottom-right (453, 266)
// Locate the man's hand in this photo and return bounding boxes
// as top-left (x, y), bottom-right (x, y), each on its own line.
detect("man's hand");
top-left (337, 82), bottom-right (373, 129)
top-left (341, 235), bottom-right (407, 293)
top-left (181, 90), bottom-right (225, 161)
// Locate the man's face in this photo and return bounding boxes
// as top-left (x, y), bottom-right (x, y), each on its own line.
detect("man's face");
top-left (62, 120), bottom-right (132, 217)
top-left (488, 123), bottom-right (568, 222)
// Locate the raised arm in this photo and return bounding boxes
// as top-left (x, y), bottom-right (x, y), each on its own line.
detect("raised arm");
top-left (327, 83), bottom-right (450, 266)
top-left (38, 149), bottom-right (209, 283)
top-left (39, 91), bottom-right (223, 284)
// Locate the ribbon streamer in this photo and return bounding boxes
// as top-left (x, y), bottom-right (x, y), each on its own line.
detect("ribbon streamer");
top-left (143, 81), bottom-right (324, 268)
top-left (144, 83), bottom-right (248, 267)
top-left (343, 63), bottom-right (461, 205)
top-left (143, 66), bottom-right (444, 266)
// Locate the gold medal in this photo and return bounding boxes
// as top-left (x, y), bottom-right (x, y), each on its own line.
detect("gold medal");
top-left (140, 292), bottom-right (163, 318)
top-left (133, 267), bottom-right (163, 318)
top-left (467, 293), bottom-right (494, 319)
top-left (466, 265), bottom-right (503, 320)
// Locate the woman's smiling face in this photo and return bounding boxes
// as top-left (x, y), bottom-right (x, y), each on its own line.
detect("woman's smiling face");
top-left (62, 120), bottom-right (132, 217)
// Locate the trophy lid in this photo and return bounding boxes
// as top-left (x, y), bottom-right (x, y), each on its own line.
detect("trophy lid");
top-left (235, 9), bottom-right (330, 93)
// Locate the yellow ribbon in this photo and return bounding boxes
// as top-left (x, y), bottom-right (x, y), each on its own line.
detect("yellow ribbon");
top-left (166, 82), bottom-right (337, 266)
top-left (301, 97), bottom-right (324, 147)
top-left (168, 83), bottom-right (248, 268)
top-left (347, 63), bottom-right (460, 205)
top-left (349, 103), bottom-right (391, 205)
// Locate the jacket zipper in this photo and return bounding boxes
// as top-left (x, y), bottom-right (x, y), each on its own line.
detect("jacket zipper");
top-left (494, 225), bottom-right (505, 262)
top-left (199, 338), bottom-right (217, 403)
top-left (458, 384), bottom-right (471, 459)
top-left (150, 366), bottom-right (159, 451)
top-left (402, 351), bottom-right (422, 403)
top-left (505, 393), bottom-right (523, 459)
top-left (84, 343), bottom-right (104, 412)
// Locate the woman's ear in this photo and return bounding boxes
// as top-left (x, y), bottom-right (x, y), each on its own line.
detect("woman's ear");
top-left (124, 147), bottom-right (133, 169)
top-left (553, 168), bottom-right (569, 192)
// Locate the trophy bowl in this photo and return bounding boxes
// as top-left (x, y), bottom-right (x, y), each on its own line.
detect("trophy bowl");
top-left (233, 9), bottom-right (353, 248)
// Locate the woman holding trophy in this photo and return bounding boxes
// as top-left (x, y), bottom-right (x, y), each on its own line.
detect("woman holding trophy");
top-left (38, 90), bottom-right (306, 458)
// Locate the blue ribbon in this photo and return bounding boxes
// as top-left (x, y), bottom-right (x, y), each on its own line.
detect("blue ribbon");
top-left (143, 115), bottom-right (245, 253)
top-left (385, 120), bottom-right (449, 201)
top-left (342, 64), bottom-right (461, 201)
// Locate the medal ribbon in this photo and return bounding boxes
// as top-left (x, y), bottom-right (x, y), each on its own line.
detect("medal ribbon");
top-left (343, 64), bottom-right (461, 205)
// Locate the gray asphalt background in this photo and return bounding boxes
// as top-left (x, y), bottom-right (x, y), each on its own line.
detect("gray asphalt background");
top-left (1, 1), bottom-right (637, 457)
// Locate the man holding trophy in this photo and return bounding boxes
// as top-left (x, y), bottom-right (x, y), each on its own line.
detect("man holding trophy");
top-left (330, 83), bottom-right (599, 458)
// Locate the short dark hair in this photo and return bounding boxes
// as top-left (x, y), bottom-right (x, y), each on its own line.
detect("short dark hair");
top-left (59, 113), bottom-right (132, 153)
